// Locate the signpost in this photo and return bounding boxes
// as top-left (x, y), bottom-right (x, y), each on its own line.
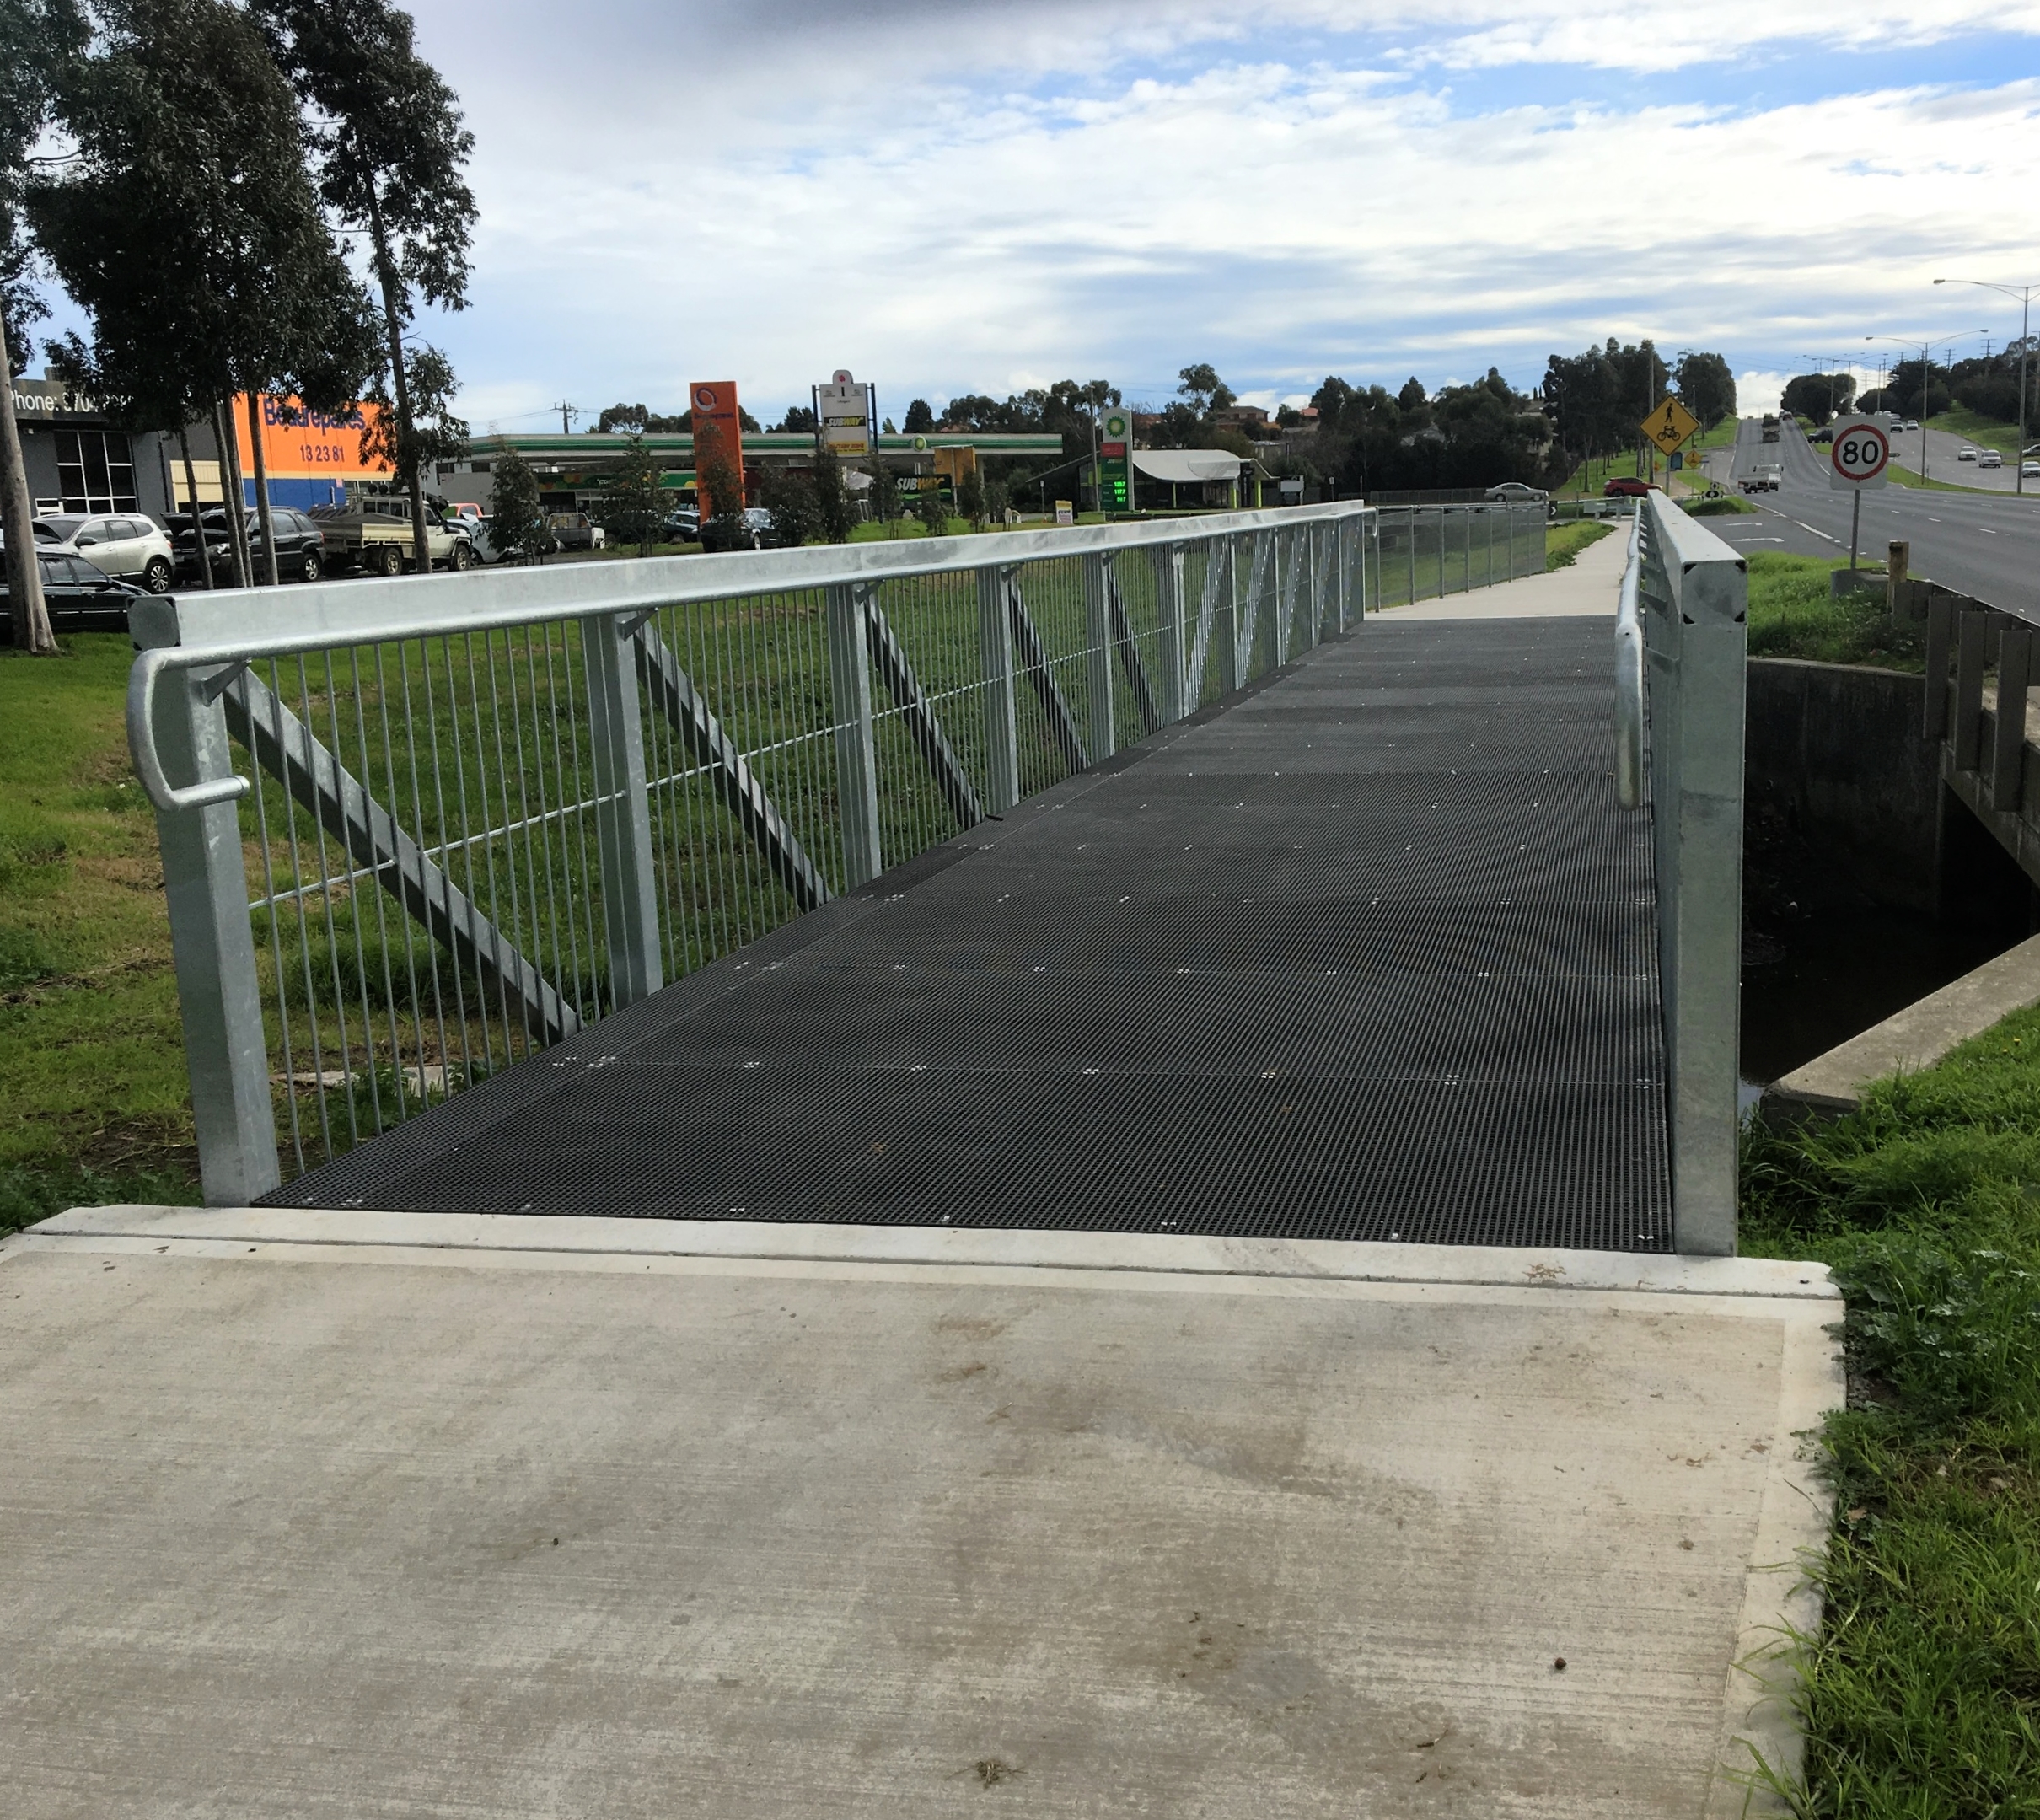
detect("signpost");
top-left (813, 369), bottom-right (877, 461)
top-left (1098, 407), bottom-right (1132, 515)
top-left (1643, 396), bottom-right (1699, 455)
top-left (690, 380), bottom-right (744, 514)
top-left (1827, 414), bottom-right (1891, 575)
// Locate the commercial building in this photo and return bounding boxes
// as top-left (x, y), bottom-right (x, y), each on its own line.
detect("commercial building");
top-left (13, 376), bottom-right (179, 521)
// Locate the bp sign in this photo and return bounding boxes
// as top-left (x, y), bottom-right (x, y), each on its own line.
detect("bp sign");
top-left (1828, 416), bottom-right (1890, 491)
top-left (1098, 407), bottom-right (1132, 513)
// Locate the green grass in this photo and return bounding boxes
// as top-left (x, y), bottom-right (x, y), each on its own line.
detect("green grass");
top-left (1545, 519), bottom-right (1615, 568)
top-left (1686, 491), bottom-right (1756, 516)
top-left (1741, 1006), bottom-right (2040, 1816)
top-left (1744, 553), bottom-right (1925, 671)
top-left (1887, 463), bottom-right (2021, 498)
top-left (0, 634), bottom-right (203, 1232)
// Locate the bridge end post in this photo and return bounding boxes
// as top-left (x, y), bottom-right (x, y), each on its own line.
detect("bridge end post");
top-left (1082, 555), bottom-right (1117, 762)
top-left (137, 630), bottom-right (282, 1206)
top-left (1640, 498), bottom-right (1747, 1257)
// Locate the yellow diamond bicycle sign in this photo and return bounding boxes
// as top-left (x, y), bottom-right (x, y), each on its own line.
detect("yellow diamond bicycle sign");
top-left (1642, 397), bottom-right (1699, 454)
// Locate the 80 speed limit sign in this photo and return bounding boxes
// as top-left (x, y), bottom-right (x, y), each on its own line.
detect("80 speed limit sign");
top-left (1828, 416), bottom-right (1890, 491)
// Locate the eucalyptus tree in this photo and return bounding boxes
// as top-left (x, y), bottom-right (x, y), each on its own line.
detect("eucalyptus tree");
top-left (0, 0), bottom-right (83, 652)
top-left (256, 0), bottom-right (478, 572)
top-left (30, 0), bottom-right (378, 587)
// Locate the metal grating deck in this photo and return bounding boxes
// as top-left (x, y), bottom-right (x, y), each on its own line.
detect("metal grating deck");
top-left (265, 615), bottom-right (1672, 1249)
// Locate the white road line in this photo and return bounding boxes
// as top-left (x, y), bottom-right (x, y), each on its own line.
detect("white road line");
top-left (1788, 518), bottom-right (1839, 543)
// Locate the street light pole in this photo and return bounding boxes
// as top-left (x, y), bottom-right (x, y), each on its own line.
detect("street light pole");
top-left (1935, 277), bottom-right (2034, 495)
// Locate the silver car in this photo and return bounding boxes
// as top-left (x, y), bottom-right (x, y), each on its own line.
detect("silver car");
top-left (34, 513), bottom-right (176, 593)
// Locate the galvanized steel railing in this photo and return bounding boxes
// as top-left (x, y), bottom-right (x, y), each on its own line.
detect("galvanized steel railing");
top-left (126, 497), bottom-right (1548, 1205)
top-left (1623, 492), bottom-right (1748, 1254)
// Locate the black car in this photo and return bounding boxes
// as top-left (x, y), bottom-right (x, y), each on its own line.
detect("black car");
top-left (0, 551), bottom-right (147, 631)
top-left (170, 507), bottom-right (329, 584)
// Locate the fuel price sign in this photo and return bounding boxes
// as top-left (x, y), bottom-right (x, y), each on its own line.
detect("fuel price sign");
top-left (1828, 416), bottom-right (1890, 491)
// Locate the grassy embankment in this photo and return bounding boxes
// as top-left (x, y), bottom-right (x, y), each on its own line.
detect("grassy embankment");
top-left (1740, 1020), bottom-right (2040, 1815)
top-left (1739, 543), bottom-right (2035, 1811)
top-left (1544, 519), bottom-right (1614, 568)
top-left (1743, 553), bottom-right (1924, 670)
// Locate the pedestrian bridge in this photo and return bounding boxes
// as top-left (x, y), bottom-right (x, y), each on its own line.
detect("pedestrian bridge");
top-left (123, 494), bottom-right (1747, 1254)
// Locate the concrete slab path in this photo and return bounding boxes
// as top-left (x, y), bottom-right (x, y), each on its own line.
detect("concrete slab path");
top-left (4, 1207), bottom-right (1839, 1818)
top-left (1381, 516), bottom-right (1631, 620)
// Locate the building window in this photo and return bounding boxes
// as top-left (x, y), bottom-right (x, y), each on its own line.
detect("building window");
top-left (55, 429), bottom-right (138, 514)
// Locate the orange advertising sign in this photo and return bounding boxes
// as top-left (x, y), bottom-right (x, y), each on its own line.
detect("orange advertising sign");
top-left (690, 379), bottom-right (744, 513)
top-left (233, 392), bottom-right (390, 481)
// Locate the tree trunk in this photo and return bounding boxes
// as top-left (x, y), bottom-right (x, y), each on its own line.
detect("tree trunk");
top-left (245, 391), bottom-right (280, 587)
top-left (366, 180), bottom-right (433, 572)
top-left (212, 400), bottom-right (250, 588)
top-left (1, 315), bottom-right (57, 653)
top-left (178, 427), bottom-right (214, 590)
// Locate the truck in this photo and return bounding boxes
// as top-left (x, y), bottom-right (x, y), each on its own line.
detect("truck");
top-left (1741, 463), bottom-right (1782, 494)
top-left (1760, 414), bottom-right (1780, 443)
top-left (308, 503), bottom-right (472, 577)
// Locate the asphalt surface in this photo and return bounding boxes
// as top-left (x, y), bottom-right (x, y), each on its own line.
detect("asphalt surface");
top-left (1701, 417), bottom-right (2040, 617)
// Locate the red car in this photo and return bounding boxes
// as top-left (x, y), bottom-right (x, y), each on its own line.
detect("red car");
top-left (1602, 477), bottom-right (1657, 498)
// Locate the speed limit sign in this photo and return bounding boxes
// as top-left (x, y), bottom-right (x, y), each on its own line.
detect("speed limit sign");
top-left (1829, 416), bottom-right (1890, 491)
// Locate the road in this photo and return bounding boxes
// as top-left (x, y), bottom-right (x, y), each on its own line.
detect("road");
top-left (1900, 420), bottom-right (2032, 494)
top-left (1699, 417), bottom-right (2040, 618)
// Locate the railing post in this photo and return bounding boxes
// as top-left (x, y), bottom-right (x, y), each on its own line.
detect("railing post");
top-left (581, 610), bottom-right (663, 1006)
top-left (1219, 536), bottom-right (1241, 693)
top-left (1407, 511), bottom-right (1416, 604)
top-left (1082, 553), bottom-right (1116, 761)
top-left (146, 653), bottom-right (282, 1205)
top-left (1463, 507), bottom-right (1472, 593)
top-left (977, 567), bottom-right (1020, 815)
top-left (1923, 593), bottom-right (1954, 739)
top-left (1155, 542), bottom-right (1187, 719)
top-left (826, 581), bottom-right (885, 886)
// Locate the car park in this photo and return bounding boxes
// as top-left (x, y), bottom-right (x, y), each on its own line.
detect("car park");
top-left (30, 513), bottom-right (174, 593)
top-left (0, 550), bottom-right (147, 631)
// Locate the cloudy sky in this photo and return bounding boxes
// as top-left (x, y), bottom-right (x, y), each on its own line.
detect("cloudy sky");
top-left (372, 3), bottom-right (2040, 428)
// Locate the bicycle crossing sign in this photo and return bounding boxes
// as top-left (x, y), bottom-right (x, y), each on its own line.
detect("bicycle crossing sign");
top-left (1828, 416), bottom-right (1890, 491)
top-left (1641, 397), bottom-right (1699, 454)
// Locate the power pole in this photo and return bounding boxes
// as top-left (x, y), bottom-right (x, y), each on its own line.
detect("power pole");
top-left (555, 400), bottom-right (577, 434)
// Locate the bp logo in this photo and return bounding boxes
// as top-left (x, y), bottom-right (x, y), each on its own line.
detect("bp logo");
top-left (1103, 411), bottom-right (1130, 439)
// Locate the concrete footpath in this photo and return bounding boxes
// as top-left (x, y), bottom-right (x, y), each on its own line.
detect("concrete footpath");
top-left (1381, 514), bottom-right (1630, 620)
top-left (3, 1206), bottom-right (1839, 1817)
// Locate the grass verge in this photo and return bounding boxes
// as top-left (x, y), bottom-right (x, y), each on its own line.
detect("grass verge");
top-left (1925, 406), bottom-right (2029, 462)
top-left (1, 633), bottom-right (201, 1235)
top-left (1545, 519), bottom-right (1616, 569)
top-left (1745, 554), bottom-right (1924, 671)
top-left (1740, 1007), bottom-right (2040, 1816)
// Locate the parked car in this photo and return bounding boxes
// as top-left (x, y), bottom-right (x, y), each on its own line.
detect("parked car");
top-left (660, 507), bottom-right (701, 542)
top-left (0, 550), bottom-right (147, 630)
top-left (1978, 450), bottom-right (2004, 469)
top-left (29, 512), bottom-right (174, 593)
top-left (1602, 476), bottom-right (1655, 498)
top-left (1810, 427), bottom-right (1833, 444)
top-left (546, 512), bottom-right (605, 551)
top-left (169, 507), bottom-right (329, 583)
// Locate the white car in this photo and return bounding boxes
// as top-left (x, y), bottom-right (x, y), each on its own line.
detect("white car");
top-left (29, 513), bottom-right (176, 593)
top-left (1978, 450), bottom-right (2004, 469)
top-left (2024, 460), bottom-right (2040, 480)
top-left (1957, 446), bottom-right (1978, 462)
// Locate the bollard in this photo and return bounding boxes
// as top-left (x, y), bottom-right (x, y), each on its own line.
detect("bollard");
top-left (1887, 540), bottom-right (1910, 620)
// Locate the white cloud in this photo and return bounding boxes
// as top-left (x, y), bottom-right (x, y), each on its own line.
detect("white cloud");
top-left (384, 4), bottom-right (2040, 422)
